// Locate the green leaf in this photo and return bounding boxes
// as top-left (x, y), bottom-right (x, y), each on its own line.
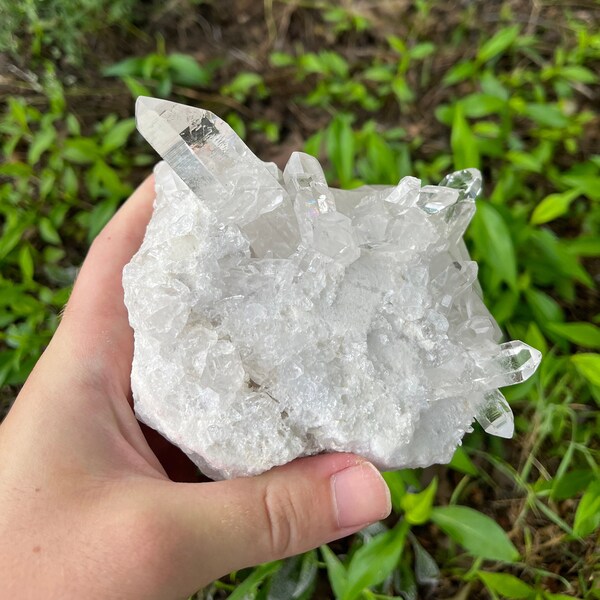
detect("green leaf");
top-left (227, 561), bottom-right (282, 600)
top-left (480, 71), bottom-right (509, 100)
top-left (222, 72), bottom-right (265, 101)
top-left (168, 53), bottom-right (213, 86)
top-left (471, 202), bottom-right (517, 289)
top-left (86, 160), bottom-right (130, 198)
top-left (411, 535), bottom-right (439, 585)
top-left (560, 173), bottom-right (600, 200)
top-left (8, 97), bottom-right (28, 130)
top-left (559, 65), bottom-right (598, 84)
top-left (27, 126), bottom-right (56, 164)
top-left (363, 65), bottom-right (393, 82)
top-left (0, 162), bottom-right (33, 178)
top-left (320, 545), bottom-right (347, 600)
top-left (326, 115), bottom-right (355, 187)
top-left (431, 506), bottom-right (519, 562)
top-left (564, 237), bottom-right (600, 257)
top-left (527, 229), bottom-right (594, 289)
top-left (382, 471), bottom-right (407, 512)
top-left (39, 169), bottom-right (56, 200)
top-left (391, 76), bottom-right (414, 103)
top-left (298, 53), bottom-right (325, 74)
top-left (410, 42), bottom-right (436, 59)
top-left (101, 118), bottom-right (136, 153)
top-left (573, 481), bottom-right (600, 538)
top-left (268, 552), bottom-right (318, 600)
top-left (343, 524), bottom-right (408, 600)
top-left (122, 76), bottom-right (152, 98)
top-left (0, 219), bottom-right (29, 261)
top-left (270, 51), bottom-right (295, 67)
top-left (318, 51), bottom-right (349, 77)
top-left (478, 572), bottom-right (533, 598)
top-left (451, 104), bottom-right (480, 170)
top-left (525, 289), bottom-right (564, 323)
top-left (66, 113), bottom-right (81, 136)
top-left (443, 60), bottom-right (477, 85)
top-left (63, 138), bottom-right (100, 164)
top-left (226, 112), bottom-right (247, 139)
top-left (39, 218), bottom-right (61, 245)
top-left (304, 130), bottom-right (324, 158)
top-left (552, 469), bottom-right (594, 501)
top-left (507, 151), bottom-right (542, 173)
top-left (103, 56), bottom-right (145, 77)
top-left (530, 190), bottom-right (580, 225)
top-left (477, 25), bottom-right (520, 62)
top-left (571, 354), bottom-right (600, 386)
top-left (387, 35), bottom-right (407, 54)
top-left (400, 478), bottom-right (437, 525)
top-left (365, 133), bottom-right (399, 184)
top-left (460, 93), bottom-right (506, 118)
top-left (18, 245), bottom-right (34, 283)
top-left (448, 446), bottom-right (479, 476)
top-left (524, 104), bottom-right (569, 128)
top-left (525, 322), bottom-right (548, 357)
top-left (547, 323), bottom-right (600, 349)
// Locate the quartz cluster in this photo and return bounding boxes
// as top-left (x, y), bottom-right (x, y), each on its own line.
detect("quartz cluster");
top-left (123, 97), bottom-right (542, 480)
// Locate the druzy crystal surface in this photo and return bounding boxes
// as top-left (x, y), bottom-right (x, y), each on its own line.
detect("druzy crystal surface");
top-left (123, 97), bottom-right (542, 480)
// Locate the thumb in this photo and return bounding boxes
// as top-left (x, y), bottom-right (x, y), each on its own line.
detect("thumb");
top-left (163, 453), bottom-right (391, 590)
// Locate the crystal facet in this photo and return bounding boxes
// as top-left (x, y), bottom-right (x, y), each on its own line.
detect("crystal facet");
top-left (476, 390), bottom-right (514, 439)
top-left (123, 98), bottom-right (542, 479)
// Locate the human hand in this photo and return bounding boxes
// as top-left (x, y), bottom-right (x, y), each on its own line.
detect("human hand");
top-left (0, 176), bottom-right (391, 599)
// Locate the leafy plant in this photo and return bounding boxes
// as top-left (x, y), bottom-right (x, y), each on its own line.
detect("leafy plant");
top-left (0, 0), bottom-right (139, 64)
top-left (0, 64), bottom-right (142, 387)
top-left (104, 37), bottom-right (219, 97)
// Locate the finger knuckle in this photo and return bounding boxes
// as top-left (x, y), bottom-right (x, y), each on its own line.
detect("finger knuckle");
top-left (261, 483), bottom-right (302, 558)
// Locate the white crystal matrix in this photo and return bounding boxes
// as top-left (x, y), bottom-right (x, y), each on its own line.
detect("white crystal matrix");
top-left (123, 97), bottom-right (541, 479)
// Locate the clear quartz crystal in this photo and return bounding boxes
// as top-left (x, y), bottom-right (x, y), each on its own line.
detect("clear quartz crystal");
top-left (475, 390), bottom-right (514, 439)
top-left (473, 341), bottom-right (543, 389)
top-left (136, 96), bottom-right (300, 258)
top-left (123, 98), bottom-right (542, 479)
top-left (417, 185), bottom-right (459, 214)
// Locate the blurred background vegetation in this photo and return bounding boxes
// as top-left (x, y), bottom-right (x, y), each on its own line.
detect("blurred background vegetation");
top-left (0, 0), bottom-right (598, 598)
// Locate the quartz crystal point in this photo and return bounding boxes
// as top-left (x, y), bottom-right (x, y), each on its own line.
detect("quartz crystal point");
top-left (123, 97), bottom-right (542, 479)
top-left (135, 96), bottom-right (300, 258)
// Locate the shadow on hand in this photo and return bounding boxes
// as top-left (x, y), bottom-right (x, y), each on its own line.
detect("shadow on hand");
top-left (139, 422), bottom-right (212, 483)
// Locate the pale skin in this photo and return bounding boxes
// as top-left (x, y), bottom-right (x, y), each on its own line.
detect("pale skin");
top-left (0, 176), bottom-right (391, 600)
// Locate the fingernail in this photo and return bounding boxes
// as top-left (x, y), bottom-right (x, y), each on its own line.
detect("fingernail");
top-left (331, 462), bottom-right (391, 529)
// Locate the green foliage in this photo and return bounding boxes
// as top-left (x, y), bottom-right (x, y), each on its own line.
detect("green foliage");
top-left (225, 562), bottom-right (282, 600)
top-left (0, 64), bottom-right (140, 386)
top-left (573, 481), bottom-right (600, 538)
top-left (319, 522), bottom-right (410, 600)
top-left (430, 505), bottom-right (520, 562)
top-left (221, 73), bottom-right (269, 103)
top-left (104, 37), bottom-right (219, 98)
top-left (571, 354), bottom-right (600, 387)
top-left (341, 523), bottom-right (408, 600)
top-left (0, 0), bottom-right (139, 64)
top-left (399, 477), bottom-right (437, 525)
top-left (479, 572), bottom-right (534, 599)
